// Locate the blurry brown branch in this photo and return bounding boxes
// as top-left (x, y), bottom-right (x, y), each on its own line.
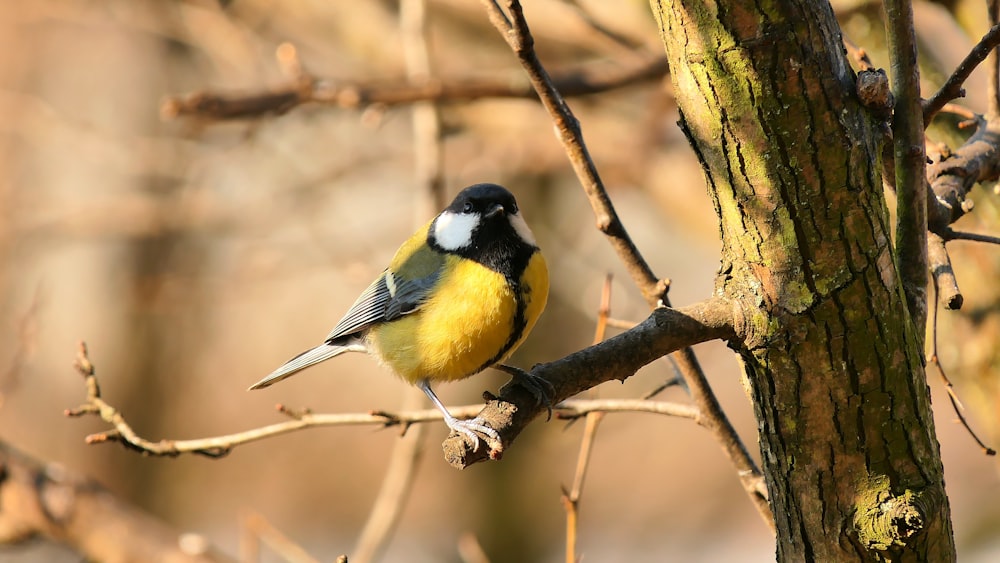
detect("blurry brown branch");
top-left (562, 411), bottom-right (602, 563)
top-left (0, 286), bottom-right (41, 411)
top-left (480, 0), bottom-right (772, 531)
top-left (563, 274), bottom-right (611, 563)
top-left (240, 512), bottom-right (323, 563)
top-left (924, 23), bottom-right (1000, 123)
top-left (353, 5), bottom-right (439, 562)
top-left (161, 54), bottom-right (668, 123)
top-left (0, 440), bottom-right (234, 562)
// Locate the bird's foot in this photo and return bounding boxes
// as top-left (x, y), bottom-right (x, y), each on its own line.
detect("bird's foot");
top-left (443, 415), bottom-right (500, 452)
top-left (495, 364), bottom-right (554, 421)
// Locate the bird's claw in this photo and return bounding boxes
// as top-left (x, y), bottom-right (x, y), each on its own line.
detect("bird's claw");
top-left (444, 416), bottom-right (500, 452)
top-left (496, 364), bottom-right (554, 421)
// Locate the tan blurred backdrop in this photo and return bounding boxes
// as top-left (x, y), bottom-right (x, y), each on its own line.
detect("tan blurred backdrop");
top-left (0, 1), bottom-right (998, 561)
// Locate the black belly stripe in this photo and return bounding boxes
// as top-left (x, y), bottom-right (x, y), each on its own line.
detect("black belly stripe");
top-left (476, 272), bottom-right (531, 372)
top-left (427, 214), bottom-right (538, 373)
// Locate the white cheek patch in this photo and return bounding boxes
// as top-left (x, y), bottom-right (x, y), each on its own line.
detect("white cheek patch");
top-left (509, 212), bottom-right (537, 246)
top-left (434, 211), bottom-right (478, 250)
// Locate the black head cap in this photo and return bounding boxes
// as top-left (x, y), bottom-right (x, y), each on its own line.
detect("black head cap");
top-left (445, 183), bottom-right (519, 216)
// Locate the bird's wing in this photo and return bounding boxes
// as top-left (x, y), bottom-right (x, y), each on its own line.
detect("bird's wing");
top-left (325, 269), bottom-right (439, 341)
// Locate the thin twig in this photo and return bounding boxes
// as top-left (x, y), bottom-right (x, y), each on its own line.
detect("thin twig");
top-left (944, 229), bottom-right (1000, 245)
top-left (928, 279), bottom-right (996, 455)
top-left (67, 342), bottom-right (718, 458)
top-left (843, 35), bottom-right (875, 71)
top-left (562, 412), bottom-right (603, 563)
top-left (923, 23), bottom-right (1000, 123)
top-left (479, 0), bottom-right (665, 306)
top-left (562, 273), bottom-right (613, 563)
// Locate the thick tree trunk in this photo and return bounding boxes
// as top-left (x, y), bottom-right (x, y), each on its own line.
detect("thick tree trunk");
top-left (649, 0), bottom-right (955, 560)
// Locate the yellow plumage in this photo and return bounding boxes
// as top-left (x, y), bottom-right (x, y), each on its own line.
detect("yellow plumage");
top-left (370, 251), bottom-right (548, 383)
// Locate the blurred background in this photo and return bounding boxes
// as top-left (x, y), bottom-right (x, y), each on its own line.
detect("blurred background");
top-left (0, 0), bottom-right (998, 561)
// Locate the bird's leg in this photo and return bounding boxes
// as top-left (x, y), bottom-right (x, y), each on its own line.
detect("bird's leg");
top-left (494, 364), bottom-right (554, 421)
top-left (418, 379), bottom-right (499, 451)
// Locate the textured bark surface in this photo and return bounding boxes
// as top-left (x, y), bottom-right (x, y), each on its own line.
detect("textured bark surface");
top-left (649, 0), bottom-right (955, 560)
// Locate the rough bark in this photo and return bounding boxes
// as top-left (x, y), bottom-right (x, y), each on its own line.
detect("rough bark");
top-left (649, 0), bottom-right (955, 561)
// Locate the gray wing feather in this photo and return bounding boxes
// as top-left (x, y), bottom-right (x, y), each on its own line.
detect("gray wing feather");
top-left (325, 273), bottom-right (393, 340)
top-left (250, 268), bottom-right (439, 391)
top-left (326, 270), bottom-right (439, 340)
top-left (248, 340), bottom-right (366, 389)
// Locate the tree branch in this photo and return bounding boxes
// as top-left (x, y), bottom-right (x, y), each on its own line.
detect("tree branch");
top-left (442, 297), bottom-right (737, 467)
top-left (67, 297), bottom-right (733, 457)
top-left (923, 23), bottom-right (1000, 123)
top-left (885, 0), bottom-right (930, 334)
top-left (161, 54), bottom-right (668, 122)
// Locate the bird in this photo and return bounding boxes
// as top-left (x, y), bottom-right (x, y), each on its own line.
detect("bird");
top-left (249, 183), bottom-right (549, 450)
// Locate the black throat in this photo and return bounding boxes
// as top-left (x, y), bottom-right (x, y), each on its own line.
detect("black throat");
top-left (428, 216), bottom-right (536, 285)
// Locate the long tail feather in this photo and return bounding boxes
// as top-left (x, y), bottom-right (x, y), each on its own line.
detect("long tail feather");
top-left (248, 341), bottom-right (365, 390)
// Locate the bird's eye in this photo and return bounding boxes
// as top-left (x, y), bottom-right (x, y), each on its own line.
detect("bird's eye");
top-left (509, 202), bottom-right (518, 214)
top-left (463, 201), bottom-right (474, 213)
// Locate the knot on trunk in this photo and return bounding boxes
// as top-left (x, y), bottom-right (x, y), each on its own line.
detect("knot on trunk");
top-left (853, 474), bottom-right (929, 551)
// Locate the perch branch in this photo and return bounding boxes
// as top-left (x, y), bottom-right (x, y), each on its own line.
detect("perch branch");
top-left (441, 297), bottom-right (735, 464)
top-left (67, 299), bottom-right (732, 457)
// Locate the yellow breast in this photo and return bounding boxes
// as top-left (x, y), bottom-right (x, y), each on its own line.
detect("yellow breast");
top-left (369, 251), bottom-right (548, 384)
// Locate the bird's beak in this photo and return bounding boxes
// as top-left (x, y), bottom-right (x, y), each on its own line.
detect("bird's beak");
top-left (485, 203), bottom-right (505, 218)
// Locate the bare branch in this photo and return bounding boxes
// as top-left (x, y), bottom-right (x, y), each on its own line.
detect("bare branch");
top-left (923, 23), bottom-right (1000, 123)
top-left (885, 0), bottom-right (929, 333)
top-left (926, 117), bottom-right (1000, 232)
top-left (562, 411), bottom-right (604, 563)
top-left (161, 54), bottom-right (668, 123)
top-left (928, 232), bottom-right (962, 310)
top-left (241, 512), bottom-right (323, 563)
top-left (943, 228), bottom-right (1000, 245)
top-left (68, 296), bottom-right (733, 456)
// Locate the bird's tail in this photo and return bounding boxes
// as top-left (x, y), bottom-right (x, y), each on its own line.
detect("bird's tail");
top-left (248, 341), bottom-right (366, 390)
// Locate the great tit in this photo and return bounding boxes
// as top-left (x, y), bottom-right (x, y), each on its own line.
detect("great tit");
top-left (250, 183), bottom-right (549, 449)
